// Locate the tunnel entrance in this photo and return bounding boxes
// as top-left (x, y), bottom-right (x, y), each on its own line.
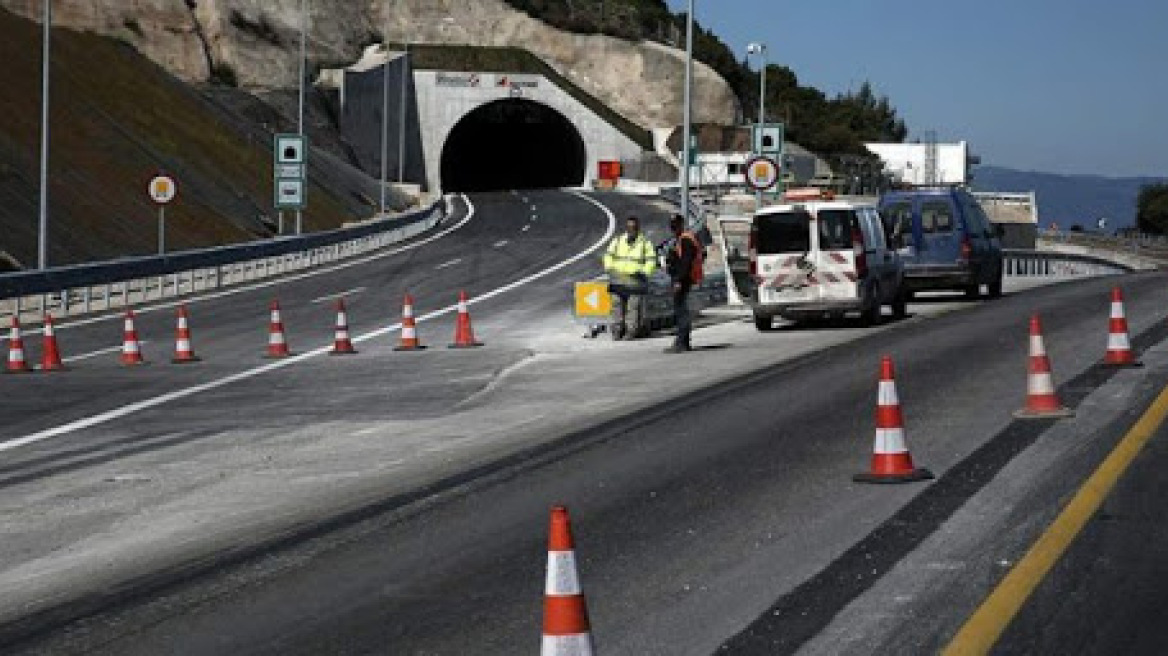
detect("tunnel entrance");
top-left (441, 99), bottom-right (587, 192)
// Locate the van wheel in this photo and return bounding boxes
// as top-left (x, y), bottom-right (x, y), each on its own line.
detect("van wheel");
top-left (892, 287), bottom-right (909, 319)
top-left (754, 313), bottom-right (775, 332)
top-left (988, 275), bottom-right (1003, 299)
top-left (860, 284), bottom-right (882, 327)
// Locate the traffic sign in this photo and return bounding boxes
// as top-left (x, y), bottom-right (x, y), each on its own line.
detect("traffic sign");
top-left (274, 134), bottom-right (307, 210)
top-left (753, 123), bottom-right (784, 155)
top-left (745, 156), bottom-right (780, 191)
top-left (148, 174), bottom-right (177, 205)
top-left (573, 281), bottom-right (612, 320)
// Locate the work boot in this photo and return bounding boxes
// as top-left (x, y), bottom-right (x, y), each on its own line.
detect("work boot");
top-left (662, 344), bottom-right (688, 354)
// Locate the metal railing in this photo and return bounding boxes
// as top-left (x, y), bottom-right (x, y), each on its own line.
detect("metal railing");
top-left (0, 200), bottom-right (447, 320)
top-left (1003, 249), bottom-right (1133, 277)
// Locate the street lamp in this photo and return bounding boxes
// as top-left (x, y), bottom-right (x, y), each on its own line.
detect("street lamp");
top-left (38, 0), bottom-right (51, 269)
top-left (679, 0), bottom-right (694, 225)
top-left (746, 42), bottom-right (767, 210)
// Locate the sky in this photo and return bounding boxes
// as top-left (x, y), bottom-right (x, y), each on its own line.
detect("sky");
top-left (667, 0), bottom-right (1168, 178)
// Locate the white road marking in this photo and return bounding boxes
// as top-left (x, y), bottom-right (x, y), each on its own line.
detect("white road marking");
top-left (435, 258), bottom-right (463, 271)
top-left (310, 287), bottom-right (366, 304)
top-left (493, 240), bottom-right (510, 249)
top-left (522, 225), bottom-right (532, 232)
top-left (0, 194), bottom-right (615, 453)
top-left (59, 343), bottom-right (148, 364)
top-left (21, 198), bottom-right (474, 337)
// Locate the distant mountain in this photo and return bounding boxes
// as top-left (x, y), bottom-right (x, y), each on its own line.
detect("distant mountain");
top-left (972, 165), bottom-right (1165, 231)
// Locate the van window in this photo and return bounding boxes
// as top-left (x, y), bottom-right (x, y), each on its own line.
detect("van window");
top-left (863, 208), bottom-right (888, 250)
top-left (883, 202), bottom-right (913, 240)
top-left (818, 210), bottom-right (856, 250)
top-left (756, 211), bottom-right (811, 254)
top-left (921, 200), bottom-right (954, 233)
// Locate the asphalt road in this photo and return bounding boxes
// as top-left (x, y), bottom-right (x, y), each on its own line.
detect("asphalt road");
top-left (7, 262), bottom-right (1167, 654)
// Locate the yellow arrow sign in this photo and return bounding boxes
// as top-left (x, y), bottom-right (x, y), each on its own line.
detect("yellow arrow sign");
top-left (574, 281), bottom-right (611, 319)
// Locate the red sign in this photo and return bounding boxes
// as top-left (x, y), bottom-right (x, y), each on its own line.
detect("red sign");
top-left (597, 161), bottom-right (622, 181)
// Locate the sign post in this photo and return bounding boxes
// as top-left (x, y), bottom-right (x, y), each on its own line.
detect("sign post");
top-left (274, 134), bottom-right (307, 232)
top-left (148, 173), bottom-right (178, 255)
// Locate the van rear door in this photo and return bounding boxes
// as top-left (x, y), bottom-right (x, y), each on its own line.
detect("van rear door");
top-left (753, 209), bottom-right (814, 304)
top-left (815, 209), bottom-right (862, 299)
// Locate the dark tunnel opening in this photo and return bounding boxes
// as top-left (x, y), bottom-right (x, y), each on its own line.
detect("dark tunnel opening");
top-left (440, 99), bottom-right (587, 192)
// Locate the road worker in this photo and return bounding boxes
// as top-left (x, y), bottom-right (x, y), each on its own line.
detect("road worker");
top-left (603, 215), bottom-right (658, 340)
top-left (663, 214), bottom-right (704, 353)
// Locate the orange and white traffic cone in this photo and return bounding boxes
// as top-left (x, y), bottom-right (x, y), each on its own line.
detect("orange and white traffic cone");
top-left (394, 294), bottom-right (426, 351)
top-left (449, 291), bottom-right (483, 349)
top-left (1014, 315), bottom-right (1073, 419)
top-left (542, 506), bottom-right (595, 656)
top-left (265, 299), bottom-right (291, 359)
top-left (40, 313), bottom-right (66, 372)
top-left (330, 298), bottom-right (358, 356)
top-left (172, 305), bottom-right (201, 364)
top-left (1103, 286), bottom-right (1140, 367)
top-left (120, 309), bottom-right (146, 366)
top-left (854, 356), bottom-right (933, 483)
top-left (6, 317), bottom-right (32, 374)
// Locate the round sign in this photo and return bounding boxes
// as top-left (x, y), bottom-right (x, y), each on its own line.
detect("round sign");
top-left (745, 156), bottom-right (780, 191)
top-left (149, 174), bottom-right (177, 205)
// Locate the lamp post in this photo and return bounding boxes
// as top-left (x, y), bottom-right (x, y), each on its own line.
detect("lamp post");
top-left (38, 0), bottom-right (51, 269)
top-left (296, 0), bottom-right (307, 234)
top-left (747, 42), bottom-right (767, 211)
top-left (399, 44), bottom-right (408, 185)
top-left (679, 0), bottom-right (694, 226)
top-left (379, 43), bottom-right (390, 216)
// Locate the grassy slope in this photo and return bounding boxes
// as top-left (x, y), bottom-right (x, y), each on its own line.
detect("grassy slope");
top-left (0, 8), bottom-right (358, 268)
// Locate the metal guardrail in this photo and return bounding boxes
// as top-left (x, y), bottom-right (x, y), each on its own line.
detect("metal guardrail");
top-left (1002, 249), bottom-right (1134, 277)
top-left (0, 200), bottom-right (447, 320)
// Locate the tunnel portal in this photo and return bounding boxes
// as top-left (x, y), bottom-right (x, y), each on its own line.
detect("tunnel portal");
top-left (440, 99), bottom-right (587, 192)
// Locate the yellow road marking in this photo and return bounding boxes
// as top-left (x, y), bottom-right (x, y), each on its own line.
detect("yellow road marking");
top-left (944, 381), bottom-right (1168, 655)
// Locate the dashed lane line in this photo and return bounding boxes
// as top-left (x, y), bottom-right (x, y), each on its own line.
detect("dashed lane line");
top-left (310, 287), bottom-right (367, 304)
top-left (0, 191), bottom-right (616, 454)
top-left (435, 258), bottom-right (463, 271)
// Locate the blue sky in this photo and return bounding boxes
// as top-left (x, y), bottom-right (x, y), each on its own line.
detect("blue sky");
top-left (667, 0), bottom-right (1168, 177)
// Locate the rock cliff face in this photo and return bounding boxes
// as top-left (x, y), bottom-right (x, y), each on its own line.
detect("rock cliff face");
top-left (2, 0), bottom-right (737, 129)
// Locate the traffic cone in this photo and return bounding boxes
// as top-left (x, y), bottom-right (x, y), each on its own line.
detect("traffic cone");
top-left (1014, 315), bottom-right (1074, 419)
top-left (5, 317), bottom-right (32, 374)
top-left (330, 298), bottom-right (358, 355)
top-left (394, 294), bottom-right (426, 351)
top-left (1103, 287), bottom-right (1140, 367)
top-left (120, 309), bottom-right (146, 366)
top-left (172, 305), bottom-right (201, 364)
top-left (40, 313), bottom-right (66, 372)
top-left (854, 356), bottom-right (933, 484)
top-left (265, 299), bottom-right (291, 359)
top-left (541, 506), bottom-right (594, 656)
top-left (449, 291), bottom-right (483, 349)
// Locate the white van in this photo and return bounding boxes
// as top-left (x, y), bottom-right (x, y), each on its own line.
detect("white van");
top-left (749, 201), bottom-right (906, 330)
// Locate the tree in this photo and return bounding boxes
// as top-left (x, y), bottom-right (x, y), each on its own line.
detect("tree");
top-left (1137, 183), bottom-right (1168, 235)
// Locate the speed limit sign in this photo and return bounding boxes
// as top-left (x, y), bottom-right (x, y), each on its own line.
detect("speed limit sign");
top-left (148, 174), bottom-right (178, 205)
top-left (745, 156), bottom-right (780, 191)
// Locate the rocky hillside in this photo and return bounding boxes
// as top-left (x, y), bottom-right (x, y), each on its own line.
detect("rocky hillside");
top-left (1, 0), bottom-right (738, 130)
top-left (0, 7), bottom-right (395, 269)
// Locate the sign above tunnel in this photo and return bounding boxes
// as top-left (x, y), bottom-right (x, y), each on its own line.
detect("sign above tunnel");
top-left (274, 134), bottom-right (307, 210)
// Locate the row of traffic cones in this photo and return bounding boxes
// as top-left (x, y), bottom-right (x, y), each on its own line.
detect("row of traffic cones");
top-left (541, 290), bottom-right (1146, 652)
top-left (853, 285), bottom-right (1141, 483)
top-left (5, 292), bottom-right (485, 371)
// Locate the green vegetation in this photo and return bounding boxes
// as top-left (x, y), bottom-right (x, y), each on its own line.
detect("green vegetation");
top-left (1137, 183), bottom-right (1168, 235)
top-left (399, 43), bottom-right (654, 150)
top-left (502, 0), bottom-right (908, 154)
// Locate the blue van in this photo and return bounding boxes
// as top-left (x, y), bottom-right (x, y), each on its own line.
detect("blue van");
top-left (878, 188), bottom-right (1005, 298)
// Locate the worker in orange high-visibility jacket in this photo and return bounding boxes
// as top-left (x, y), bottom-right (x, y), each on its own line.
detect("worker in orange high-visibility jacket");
top-left (664, 214), bottom-right (704, 353)
top-left (603, 215), bottom-right (658, 340)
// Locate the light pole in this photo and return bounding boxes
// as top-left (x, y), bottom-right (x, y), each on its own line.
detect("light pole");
top-left (296, 0), bottom-right (307, 234)
top-left (399, 44), bottom-right (408, 185)
top-left (379, 43), bottom-right (390, 216)
top-left (747, 42), bottom-right (767, 210)
top-left (38, 0), bottom-right (51, 269)
top-left (679, 0), bottom-right (694, 226)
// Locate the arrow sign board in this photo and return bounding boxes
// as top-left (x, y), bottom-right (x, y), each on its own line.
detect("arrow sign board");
top-left (148, 174), bottom-right (177, 205)
top-left (574, 281), bottom-right (612, 321)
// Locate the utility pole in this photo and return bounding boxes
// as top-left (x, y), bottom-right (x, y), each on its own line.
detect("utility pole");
top-left (680, 0), bottom-right (694, 226)
top-left (38, 0), bottom-right (51, 269)
top-left (296, 0), bottom-right (307, 235)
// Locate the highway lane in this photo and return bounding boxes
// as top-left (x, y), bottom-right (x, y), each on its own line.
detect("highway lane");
top-left (10, 273), bottom-right (1166, 654)
top-left (0, 190), bottom-right (609, 446)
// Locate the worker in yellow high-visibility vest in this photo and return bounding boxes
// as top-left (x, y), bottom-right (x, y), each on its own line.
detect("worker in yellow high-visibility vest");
top-left (603, 216), bottom-right (658, 340)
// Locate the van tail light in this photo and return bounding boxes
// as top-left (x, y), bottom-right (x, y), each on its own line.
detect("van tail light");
top-left (959, 235), bottom-right (972, 263)
top-left (748, 228), bottom-right (758, 277)
top-left (852, 225), bottom-right (868, 278)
